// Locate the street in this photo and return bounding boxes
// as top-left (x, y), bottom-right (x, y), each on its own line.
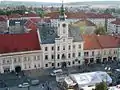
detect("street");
top-left (0, 60), bottom-right (120, 90)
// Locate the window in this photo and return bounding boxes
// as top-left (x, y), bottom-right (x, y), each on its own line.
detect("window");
top-left (68, 53), bottom-right (71, 58)
top-left (72, 61), bottom-right (75, 64)
top-left (57, 46), bottom-right (60, 51)
top-left (73, 45), bottom-right (75, 49)
top-left (62, 23), bottom-right (66, 27)
top-left (68, 62), bottom-right (71, 65)
top-left (68, 45), bottom-right (71, 50)
top-left (3, 59), bottom-right (5, 64)
top-left (104, 50), bottom-right (106, 55)
top-left (109, 50), bottom-right (111, 54)
top-left (34, 65), bottom-right (37, 68)
top-left (45, 55), bottom-right (48, 60)
top-left (34, 56), bottom-right (36, 60)
top-left (24, 57), bottom-right (27, 62)
top-left (29, 65), bottom-right (31, 68)
top-left (79, 44), bottom-right (81, 49)
top-left (18, 57), bottom-right (21, 62)
top-left (38, 64), bottom-right (40, 67)
top-left (24, 64), bottom-right (27, 69)
top-left (62, 54), bottom-right (66, 59)
top-left (92, 51), bottom-right (94, 56)
top-left (51, 55), bottom-right (54, 59)
top-left (72, 53), bottom-right (75, 58)
top-left (78, 52), bottom-right (81, 57)
top-left (45, 47), bottom-right (48, 51)
top-left (14, 58), bottom-right (17, 63)
top-left (45, 64), bottom-right (48, 67)
top-left (52, 63), bottom-right (54, 66)
top-left (51, 46), bottom-right (54, 51)
top-left (57, 63), bottom-right (59, 67)
top-left (57, 54), bottom-right (60, 59)
top-left (28, 57), bottom-right (30, 61)
top-left (84, 52), bottom-right (89, 56)
top-left (63, 46), bottom-right (65, 50)
top-left (37, 56), bottom-right (40, 60)
top-left (7, 60), bottom-right (9, 63)
top-left (114, 50), bottom-right (117, 54)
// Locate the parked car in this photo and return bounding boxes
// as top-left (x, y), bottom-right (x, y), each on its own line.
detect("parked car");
top-left (18, 82), bottom-right (30, 88)
top-left (50, 69), bottom-right (63, 76)
top-left (30, 79), bottom-right (39, 86)
top-left (115, 69), bottom-right (120, 72)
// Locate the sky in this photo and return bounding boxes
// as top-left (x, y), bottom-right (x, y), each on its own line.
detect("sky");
top-left (1, 0), bottom-right (120, 3)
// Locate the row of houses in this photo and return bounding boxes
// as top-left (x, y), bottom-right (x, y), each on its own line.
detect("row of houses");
top-left (0, 12), bottom-right (120, 34)
top-left (0, 18), bottom-right (120, 73)
top-left (0, 7), bottom-right (120, 73)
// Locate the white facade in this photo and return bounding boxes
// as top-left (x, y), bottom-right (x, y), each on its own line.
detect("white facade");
top-left (0, 50), bottom-right (43, 73)
top-left (108, 23), bottom-right (120, 34)
top-left (41, 20), bottom-right (84, 68)
top-left (84, 48), bottom-right (118, 64)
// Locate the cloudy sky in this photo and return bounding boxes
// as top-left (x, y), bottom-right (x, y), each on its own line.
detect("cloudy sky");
top-left (1, 0), bottom-right (120, 3)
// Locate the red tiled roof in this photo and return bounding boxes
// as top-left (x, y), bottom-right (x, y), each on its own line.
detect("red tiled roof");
top-left (82, 34), bottom-right (102, 50)
top-left (97, 35), bottom-right (118, 48)
top-left (22, 13), bottom-right (39, 17)
top-left (82, 34), bottom-right (119, 50)
top-left (0, 32), bottom-right (40, 54)
top-left (0, 16), bottom-right (7, 21)
top-left (30, 18), bottom-right (42, 23)
top-left (24, 19), bottom-right (37, 31)
top-left (8, 14), bottom-right (21, 19)
top-left (111, 19), bottom-right (120, 25)
top-left (45, 12), bottom-right (114, 19)
top-left (45, 12), bottom-right (59, 19)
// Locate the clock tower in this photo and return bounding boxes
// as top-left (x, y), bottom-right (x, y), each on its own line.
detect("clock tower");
top-left (57, 1), bottom-right (68, 38)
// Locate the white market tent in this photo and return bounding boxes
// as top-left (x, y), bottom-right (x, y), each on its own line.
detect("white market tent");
top-left (64, 77), bottom-right (77, 86)
top-left (69, 71), bottom-right (112, 88)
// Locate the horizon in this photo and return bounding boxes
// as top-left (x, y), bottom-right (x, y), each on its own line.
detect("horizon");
top-left (1, 0), bottom-right (120, 3)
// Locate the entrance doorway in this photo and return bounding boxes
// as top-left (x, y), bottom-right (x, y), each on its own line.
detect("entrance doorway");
top-left (61, 62), bottom-right (67, 68)
top-left (84, 59), bottom-right (89, 65)
top-left (4, 68), bottom-right (10, 73)
top-left (96, 59), bottom-right (101, 64)
top-left (15, 66), bottom-right (21, 73)
top-left (103, 58), bottom-right (107, 63)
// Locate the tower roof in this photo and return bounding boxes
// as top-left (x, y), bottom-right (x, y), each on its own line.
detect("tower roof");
top-left (59, 1), bottom-right (66, 21)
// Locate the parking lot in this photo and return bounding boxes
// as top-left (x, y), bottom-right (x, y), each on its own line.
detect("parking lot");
top-left (0, 60), bottom-right (120, 90)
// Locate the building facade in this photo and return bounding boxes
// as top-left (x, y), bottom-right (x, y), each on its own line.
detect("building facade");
top-left (0, 50), bottom-right (43, 73)
top-left (38, 5), bottom-right (84, 69)
top-left (83, 34), bottom-right (119, 64)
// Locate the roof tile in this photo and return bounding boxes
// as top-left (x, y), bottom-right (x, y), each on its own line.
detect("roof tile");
top-left (0, 32), bottom-right (40, 54)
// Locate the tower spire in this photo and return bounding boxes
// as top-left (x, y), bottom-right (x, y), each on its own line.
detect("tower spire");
top-left (59, 0), bottom-right (66, 21)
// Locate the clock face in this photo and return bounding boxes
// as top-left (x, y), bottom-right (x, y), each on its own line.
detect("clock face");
top-left (62, 23), bottom-right (66, 27)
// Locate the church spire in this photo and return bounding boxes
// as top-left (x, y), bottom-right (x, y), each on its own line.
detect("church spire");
top-left (59, 0), bottom-right (66, 21)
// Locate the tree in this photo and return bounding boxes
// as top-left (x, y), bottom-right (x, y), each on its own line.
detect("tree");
top-left (95, 81), bottom-right (108, 90)
top-left (94, 26), bottom-right (106, 35)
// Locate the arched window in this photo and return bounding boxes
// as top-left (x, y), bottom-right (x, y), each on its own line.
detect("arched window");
top-left (62, 54), bottom-right (66, 59)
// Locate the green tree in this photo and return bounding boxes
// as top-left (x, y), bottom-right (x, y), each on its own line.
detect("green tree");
top-left (0, 10), bottom-right (6, 15)
top-left (95, 81), bottom-right (108, 90)
top-left (94, 26), bottom-right (106, 35)
top-left (104, 9), bottom-right (111, 14)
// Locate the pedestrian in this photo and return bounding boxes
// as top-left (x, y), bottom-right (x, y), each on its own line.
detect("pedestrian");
top-left (42, 83), bottom-right (44, 87)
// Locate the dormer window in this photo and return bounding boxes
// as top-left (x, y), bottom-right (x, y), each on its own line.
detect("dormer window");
top-left (62, 23), bottom-right (66, 27)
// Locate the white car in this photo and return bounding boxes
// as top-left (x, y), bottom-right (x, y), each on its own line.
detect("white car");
top-left (18, 83), bottom-right (30, 88)
top-left (50, 69), bottom-right (63, 76)
top-left (115, 69), bottom-right (120, 72)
